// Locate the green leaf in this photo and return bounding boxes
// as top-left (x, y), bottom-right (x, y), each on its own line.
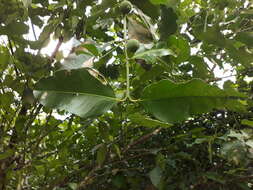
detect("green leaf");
top-left (235, 32), bottom-right (253, 47)
top-left (0, 47), bottom-right (9, 72)
top-left (96, 144), bottom-right (107, 166)
top-left (128, 17), bottom-right (153, 44)
top-left (198, 26), bottom-right (227, 48)
top-left (245, 140), bottom-right (253, 148)
top-left (204, 172), bottom-right (226, 184)
top-left (129, 0), bottom-right (160, 19)
top-left (141, 79), bottom-right (244, 123)
top-left (112, 175), bottom-right (126, 188)
top-left (68, 183), bottom-right (78, 190)
top-left (0, 22), bottom-right (29, 35)
top-left (158, 6), bottom-right (178, 40)
top-left (189, 56), bottom-right (210, 79)
top-left (149, 0), bottom-right (168, 5)
top-left (61, 54), bottom-right (94, 70)
top-left (81, 44), bottom-right (100, 56)
top-left (0, 149), bottom-right (14, 160)
top-left (167, 35), bottom-right (190, 63)
top-left (149, 166), bottom-right (162, 187)
top-left (129, 113), bottom-right (172, 128)
top-left (133, 48), bottom-right (175, 62)
top-left (34, 68), bottom-right (117, 118)
top-left (241, 119), bottom-right (253, 127)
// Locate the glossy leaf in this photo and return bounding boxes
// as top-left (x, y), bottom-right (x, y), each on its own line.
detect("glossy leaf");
top-left (141, 79), bottom-right (245, 123)
top-left (34, 68), bottom-right (117, 118)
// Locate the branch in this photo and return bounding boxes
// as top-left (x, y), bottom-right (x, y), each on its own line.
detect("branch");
top-left (123, 127), bottom-right (162, 153)
top-left (50, 36), bottom-right (63, 60)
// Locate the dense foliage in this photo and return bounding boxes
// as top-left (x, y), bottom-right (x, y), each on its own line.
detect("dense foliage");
top-left (1, 0), bottom-right (253, 189)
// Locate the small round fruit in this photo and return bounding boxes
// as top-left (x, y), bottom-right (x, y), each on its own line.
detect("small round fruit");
top-left (127, 39), bottom-right (140, 54)
top-left (119, 1), bottom-right (132, 15)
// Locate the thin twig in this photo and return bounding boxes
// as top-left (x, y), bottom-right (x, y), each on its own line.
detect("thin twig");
top-left (123, 127), bottom-right (162, 153)
top-left (50, 36), bottom-right (63, 60)
top-left (30, 18), bottom-right (37, 41)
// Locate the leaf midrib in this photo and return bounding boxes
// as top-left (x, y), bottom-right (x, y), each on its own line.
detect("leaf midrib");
top-left (34, 89), bottom-right (117, 101)
top-left (141, 95), bottom-right (241, 102)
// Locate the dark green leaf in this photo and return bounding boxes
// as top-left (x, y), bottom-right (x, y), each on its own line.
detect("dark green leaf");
top-left (141, 79), bottom-right (245, 123)
top-left (34, 68), bottom-right (117, 118)
top-left (167, 35), bottom-right (190, 63)
top-left (0, 22), bottom-right (29, 35)
top-left (204, 172), bottom-right (226, 184)
top-left (96, 144), bottom-right (107, 166)
top-left (0, 149), bottom-right (14, 160)
top-left (235, 32), bottom-right (253, 47)
top-left (158, 6), bottom-right (178, 40)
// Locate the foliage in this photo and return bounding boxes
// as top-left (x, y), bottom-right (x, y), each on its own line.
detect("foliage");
top-left (0, 0), bottom-right (253, 189)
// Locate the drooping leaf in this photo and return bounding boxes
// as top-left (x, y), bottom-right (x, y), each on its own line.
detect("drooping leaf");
top-left (34, 68), bottom-right (117, 118)
top-left (129, 0), bottom-right (160, 19)
top-left (129, 113), bottom-right (172, 128)
top-left (158, 6), bottom-right (178, 40)
top-left (141, 79), bottom-right (245, 123)
top-left (128, 17), bottom-right (153, 44)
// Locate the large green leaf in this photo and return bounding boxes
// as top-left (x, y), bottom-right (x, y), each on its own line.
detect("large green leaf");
top-left (141, 79), bottom-right (245, 123)
top-left (158, 6), bottom-right (178, 40)
top-left (34, 68), bottom-right (117, 118)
